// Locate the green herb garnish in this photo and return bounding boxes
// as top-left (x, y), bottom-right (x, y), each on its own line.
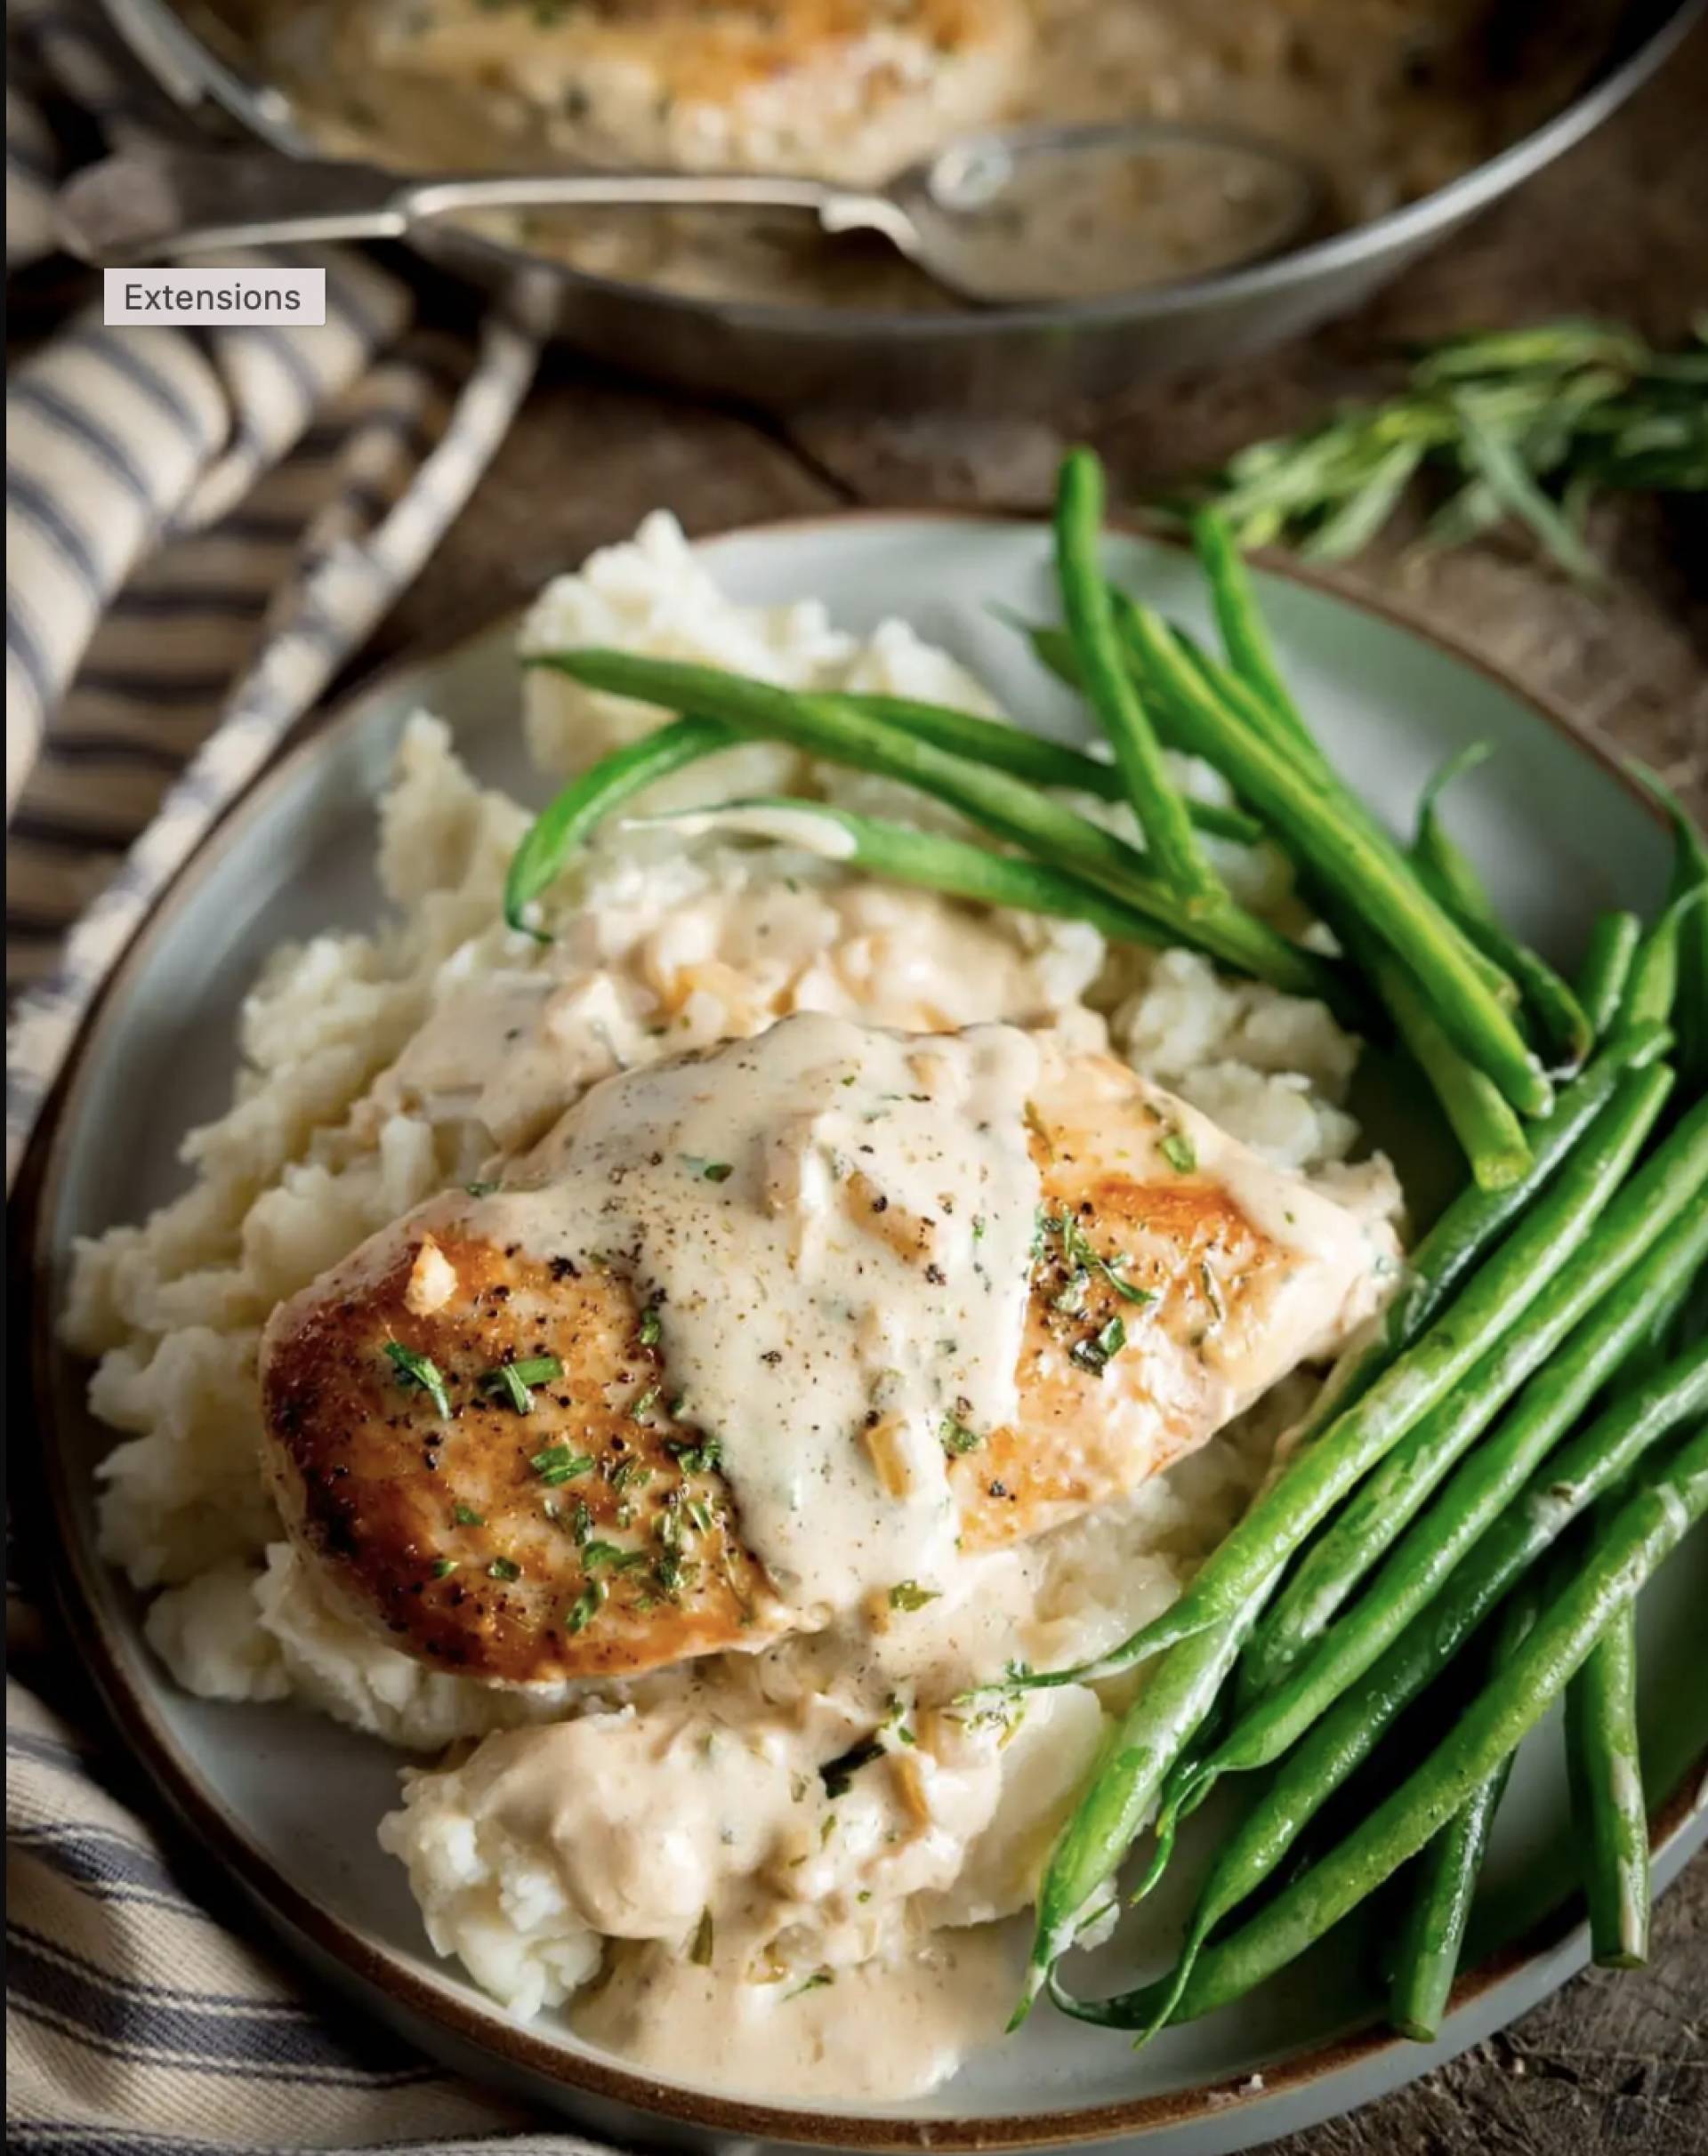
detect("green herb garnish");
top-left (639, 1307), bottom-right (663, 1347)
top-left (889, 1581), bottom-right (941, 1613)
top-left (487, 1556), bottom-right (521, 1581)
top-left (669, 1436), bottom-right (723, 1476)
top-left (384, 1340), bottom-right (452, 1420)
top-left (1159, 1131), bottom-right (1197, 1175)
top-left (940, 1415), bottom-right (983, 1457)
top-left (690, 1909), bottom-right (715, 1966)
top-left (431, 1558), bottom-right (459, 1580)
top-left (452, 1502), bottom-right (486, 1527)
top-left (682, 1155), bottom-right (734, 1183)
top-left (565, 1579), bottom-right (607, 1634)
top-left (1071, 1315), bottom-right (1128, 1376)
top-left (530, 1444), bottom-right (594, 1486)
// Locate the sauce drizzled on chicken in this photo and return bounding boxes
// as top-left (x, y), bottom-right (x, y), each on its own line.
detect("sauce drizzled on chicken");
top-left (262, 1013), bottom-right (1382, 1683)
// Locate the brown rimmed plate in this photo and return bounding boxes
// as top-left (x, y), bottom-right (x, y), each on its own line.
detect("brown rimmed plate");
top-left (18, 512), bottom-right (1706, 2153)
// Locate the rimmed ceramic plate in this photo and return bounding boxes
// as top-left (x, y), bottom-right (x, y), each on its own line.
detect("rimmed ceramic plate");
top-left (23, 514), bottom-right (1706, 2156)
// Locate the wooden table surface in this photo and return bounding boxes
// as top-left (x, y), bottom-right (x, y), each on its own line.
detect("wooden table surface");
top-left (370, 31), bottom-right (1708, 2153)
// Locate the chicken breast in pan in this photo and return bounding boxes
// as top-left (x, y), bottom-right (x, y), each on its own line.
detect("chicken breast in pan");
top-left (287, 0), bottom-right (1034, 185)
top-left (262, 1012), bottom-right (1384, 1685)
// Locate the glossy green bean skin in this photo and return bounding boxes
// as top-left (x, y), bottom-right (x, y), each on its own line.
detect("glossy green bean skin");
top-left (1011, 1580), bottom-right (1277, 2024)
top-left (1619, 884), bottom-right (1704, 1032)
top-left (1387, 1581), bottom-right (1542, 2042)
top-left (1055, 451), bottom-right (1218, 901)
top-left (1245, 1082), bottom-right (1701, 1682)
top-left (1565, 1498), bottom-right (1651, 1971)
top-left (1637, 768), bottom-right (1708, 1090)
top-left (1577, 912), bottom-right (1644, 1039)
top-left (837, 691), bottom-right (1263, 844)
top-left (631, 795), bottom-right (1168, 949)
top-left (1181, 1144), bottom-right (1705, 1804)
top-left (1053, 1418), bottom-right (1708, 2037)
top-left (1116, 601), bottom-right (1550, 1115)
top-left (1410, 744), bottom-right (1592, 1074)
top-left (1373, 945), bottom-right (1533, 1190)
top-left (1190, 510), bottom-right (1323, 765)
top-left (504, 714), bottom-right (735, 933)
top-left (1081, 1340), bottom-right (1708, 2035)
top-left (528, 650), bottom-right (1350, 1010)
top-left (1004, 1067), bottom-right (1675, 1695)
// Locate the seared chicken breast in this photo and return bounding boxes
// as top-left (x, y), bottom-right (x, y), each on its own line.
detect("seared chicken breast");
top-left (286, 0), bottom-right (1033, 186)
top-left (262, 1015), bottom-right (1382, 1685)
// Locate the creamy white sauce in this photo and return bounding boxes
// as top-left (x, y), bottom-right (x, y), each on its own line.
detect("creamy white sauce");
top-left (489, 1011), bottom-right (1042, 1613)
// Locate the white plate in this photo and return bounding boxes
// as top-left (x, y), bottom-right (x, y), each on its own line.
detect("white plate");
top-left (26, 513), bottom-right (1705, 2156)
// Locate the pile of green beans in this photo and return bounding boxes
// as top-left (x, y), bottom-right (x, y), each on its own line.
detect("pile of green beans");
top-left (504, 447), bottom-right (1705, 2050)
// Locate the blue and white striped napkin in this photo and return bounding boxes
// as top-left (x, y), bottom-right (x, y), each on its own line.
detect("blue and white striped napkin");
top-left (3, 6), bottom-right (598, 2146)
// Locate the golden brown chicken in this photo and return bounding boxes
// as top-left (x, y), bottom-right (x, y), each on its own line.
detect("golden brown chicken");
top-left (262, 1016), bottom-right (1381, 1685)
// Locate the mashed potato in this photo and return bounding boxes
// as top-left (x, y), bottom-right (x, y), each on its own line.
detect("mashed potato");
top-left (68, 513), bottom-right (1400, 2090)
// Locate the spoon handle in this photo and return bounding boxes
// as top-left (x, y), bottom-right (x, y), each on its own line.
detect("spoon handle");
top-left (55, 147), bottom-right (911, 264)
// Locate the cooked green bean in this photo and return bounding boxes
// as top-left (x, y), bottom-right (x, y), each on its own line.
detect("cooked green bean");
top-left (1055, 451), bottom-right (1219, 902)
top-left (529, 650), bottom-right (1352, 1010)
top-left (1141, 607), bottom-right (1527, 1022)
top-left (1412, 747), bottom-right (1592, 1073)
top-left (1633, 767), bottom-right (1708, 1089)
top-left (1387, 1580), bottom-right (1542, 2042)
top-left (504, 714), bottom-right (735, 934)
top-left (1565, 1555), bottom-right (1650, 1969)
top-left (1230, 1023), bottom-right (1669, 1707)
top-left (1169, 1138), bottom-right (1703, 1816)
top-left (624, 795), bottom-right (1169, 949)
top-left (1370, 943), bottom-right (1532, 1189)
top-left (837, 690), bottom-right (1264, 844)
top-left (1190, 509), bottom-right (1324, 767)
top-left (1618, 884), bottom-right (1706, 1031)
top-left (1082, 1338), bottom-right (1708, 2034)
top-left (1010, 1581), bottom-right (1278, 2025)
top-left (1577, 912), bottom-right (1644, 1039)
top-left (1243, 1082), bottom-right (1700, 1685)
top-left (998, 1068), bottom-right (1667, 1697)
top-left (1115, 602), bottom-right (1550, 1115)
top-left (1051, 1417), bottom-right (1708, 2038)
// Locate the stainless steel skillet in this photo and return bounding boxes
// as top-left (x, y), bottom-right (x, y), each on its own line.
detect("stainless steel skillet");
top-left (98, 0), bottom-right (1703, 409)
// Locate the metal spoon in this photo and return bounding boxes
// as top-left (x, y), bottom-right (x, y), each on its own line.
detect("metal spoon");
top-left (56, 123), bottom-right (1321, 307)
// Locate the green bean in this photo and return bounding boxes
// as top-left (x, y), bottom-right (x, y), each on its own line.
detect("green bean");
top-left (1115, 602), bottom-right (1551, 1115)
top-left (529, 650), bottom-right (1352, 1011)
top-left (623, 795), bottom-right (1170, 949)
top-left (1577, 912), bottom-right (1644, 1039)
top-left (1387, 1579), bottom-right (1542, 2042)
top-left (1190, 509), bottom-right (1324, 766)
top-left (836, 691), bottom-right (1264, 844)
top-left (504, 714), bottom-right (735, 934)
top-left (1055, 451), bottom-right (1219, 902)
top-left (1231, 1026), bottom-right (1670, 1707)
top-left (1051, 1417), bottom-right (1708, 2038)
top-left (1371, 945), bottom-right (1532, 1190)
top-left (1632, 766), bottom-right (1708, 1089)
top-left (1618, 884), bottom-right (1706, 1031)
top-left (1078, 1339), bottom-right (1708, 2034)
top-left (1564, 1557), bottom-right (1649, 1968)
top-left (1010, 1579), bottom-right (1279, 2026)
top-left (1412, 746), bottom-right (1592, 1073)
top-left (998, 1066), bottom-right (1667, 1697)
top-left (1143, 609), bottom-right (1527, 1022)
top-left (1242, 1082), bottom-right (1700, 1686)
top-left (1172, 1140), bottom-right (1703, 1817)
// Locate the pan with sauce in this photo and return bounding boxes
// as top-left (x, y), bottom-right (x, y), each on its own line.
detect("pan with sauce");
top-left (195, 0), bottom-right (1618, 310)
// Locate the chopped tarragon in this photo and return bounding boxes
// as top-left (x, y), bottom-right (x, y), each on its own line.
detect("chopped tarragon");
top-left (530, 1444), bottom-right (594, 1486)
top-left (889, 1581), bottom-right (941, 1613)
top-left (384, 1340), bottom-right (452, 1420)
top-left (565, 1579), bottom-right (607, 1634)
top-left (1070, 1314), bottom-right (1128, 1376)
top-left (1159, 1130), bottom-right (1197, 1174)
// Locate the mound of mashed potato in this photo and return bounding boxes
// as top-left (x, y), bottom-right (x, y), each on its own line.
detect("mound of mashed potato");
top-left (66, 511), bottom-right (1401, 2096)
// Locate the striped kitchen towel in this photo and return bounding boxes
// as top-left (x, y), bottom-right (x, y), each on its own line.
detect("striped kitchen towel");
top-left (2, 4), bottom-right (604, 2147)
top-left (4, 0), bottom-right (545, 1189)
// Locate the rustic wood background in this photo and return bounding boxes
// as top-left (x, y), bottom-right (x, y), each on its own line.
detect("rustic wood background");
top-left (371, 28), bottom-right (1707, 2153)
